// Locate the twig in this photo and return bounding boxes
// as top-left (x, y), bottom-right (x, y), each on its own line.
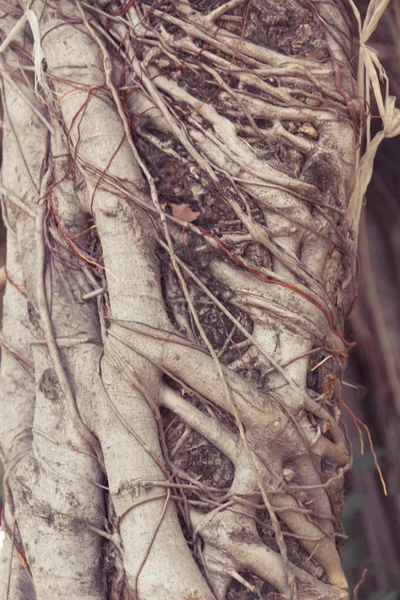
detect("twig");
top-left (0, 184), bottom-right (36, 219)
top-left (132, 490), bottom-right (171, 597)
top-left (353, 568), bottom-right (367, 600)
top-left (35, 184), bottom-right (104, 468)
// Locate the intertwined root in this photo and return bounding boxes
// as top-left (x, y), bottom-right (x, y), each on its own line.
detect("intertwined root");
top-left (0, 1), bottom-right (357, 599)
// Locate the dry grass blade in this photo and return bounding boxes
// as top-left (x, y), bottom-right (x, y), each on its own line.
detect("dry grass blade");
top-left (346, 0), bottom-right (400, 244)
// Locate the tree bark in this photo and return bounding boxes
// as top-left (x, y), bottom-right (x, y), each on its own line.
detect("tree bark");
top-left (0, 1), bottom-right (359, 599)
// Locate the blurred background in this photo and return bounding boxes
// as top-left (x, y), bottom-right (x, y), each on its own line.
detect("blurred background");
top-left (341, 1), bottom-right (400, 597)
top-left (342, 128), bottom-right (400, 599)
top-left (0, 1), bottom-right (400, 597)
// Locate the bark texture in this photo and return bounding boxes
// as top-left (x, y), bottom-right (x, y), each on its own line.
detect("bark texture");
top-left (0, 1), bottom-right (359, 599)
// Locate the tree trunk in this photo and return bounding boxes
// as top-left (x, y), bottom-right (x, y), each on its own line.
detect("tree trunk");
top-left (0, 1), bottom-right (359, 599)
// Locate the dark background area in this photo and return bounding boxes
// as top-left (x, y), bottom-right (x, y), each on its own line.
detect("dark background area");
top-left (340, 1), bottom-right (400, 597)
top-left (342, 131), bottom-right (400, 599)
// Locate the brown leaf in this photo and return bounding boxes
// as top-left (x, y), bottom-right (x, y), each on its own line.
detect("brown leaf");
top-left (171, 203), bottom-right (200, 223)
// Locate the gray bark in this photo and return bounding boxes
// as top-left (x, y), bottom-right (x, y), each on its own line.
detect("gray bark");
top-left (0, 1), bottom-right (361, 599)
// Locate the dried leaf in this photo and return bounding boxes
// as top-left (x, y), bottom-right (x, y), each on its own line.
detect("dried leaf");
top-left (171, 203), bottom-right (200, 223)
top-left (346, 0), bottom-right (400, 245)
